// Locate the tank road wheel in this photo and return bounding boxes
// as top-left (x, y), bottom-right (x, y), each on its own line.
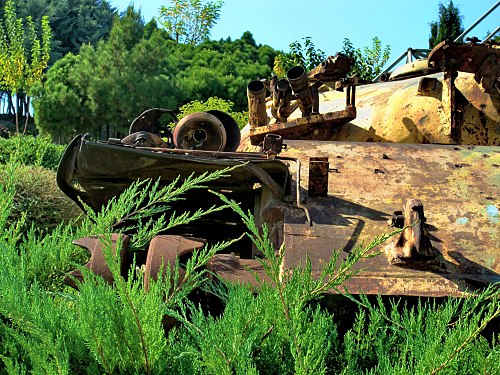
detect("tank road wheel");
top-left (173, 112), bottom-right (227, 151)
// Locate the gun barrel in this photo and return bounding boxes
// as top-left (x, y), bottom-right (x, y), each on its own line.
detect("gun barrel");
top-left (247, 80), bottom-right (269, 128)
top-left (287, 66), bottom-right (314, 117)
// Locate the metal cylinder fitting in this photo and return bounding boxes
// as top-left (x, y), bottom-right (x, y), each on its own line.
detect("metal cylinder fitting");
top-left (247, 80), bottom-right (269, 128)
top-left (287, 66), bottom-right (314, 117)
top-left (271, 79), bottom-right (293, 122)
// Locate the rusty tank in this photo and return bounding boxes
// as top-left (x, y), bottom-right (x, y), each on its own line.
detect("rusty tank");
top-left (57, 38), bottom-right (500, 298)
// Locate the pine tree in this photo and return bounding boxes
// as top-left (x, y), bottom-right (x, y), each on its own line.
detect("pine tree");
top-left (429, 1), bottom-right (464, 48)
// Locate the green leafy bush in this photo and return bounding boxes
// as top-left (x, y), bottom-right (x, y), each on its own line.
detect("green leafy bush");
top-left (0, 134), bottom-right (65, 170)
top-left (176, 97), bottom-right (249, 129)
top-left (342, 37), bottom-right (390, 82)
top-left (274, 37), bottom-right (326, 77)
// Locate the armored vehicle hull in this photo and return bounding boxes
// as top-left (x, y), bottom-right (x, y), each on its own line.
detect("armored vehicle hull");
top-left (58, 40), bottom-right (499, 297)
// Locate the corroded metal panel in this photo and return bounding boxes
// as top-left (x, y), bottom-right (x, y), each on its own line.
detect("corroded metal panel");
top-left (279, 141), bottom-right (499, 296)
top-left (308, 157), bottom-right (329, 197)
top-left (249, 107), bottom-right (356, 145)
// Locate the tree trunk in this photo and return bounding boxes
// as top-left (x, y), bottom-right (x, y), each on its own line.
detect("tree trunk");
top-left (15, 94), bottom-right (20, 134)
top-left (23, 96), bottom-right (31, 135)
top-left (7, 92), bottom-right (15, 115)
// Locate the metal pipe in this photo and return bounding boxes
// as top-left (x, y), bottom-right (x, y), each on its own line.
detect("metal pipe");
top-left (454, 1), bottom-right (500, 42)
top-left (482, 26), bottom-right (500, 43)
top-left (271, 79), bottom-right (293, 122)
top-left (133, 146), bottom-right (269, 159)
top-left (277, 156), bottom-right (312, 226)
top-left (247, 80), bottom-right (269, 128)
top-left (287, 66), bottom-right (314, 117)
top-left (406, 48), bottom-right (414, 63)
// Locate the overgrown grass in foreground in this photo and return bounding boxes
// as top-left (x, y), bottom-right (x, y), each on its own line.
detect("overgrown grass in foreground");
top-left (0, 160), bottom-right (498, 374)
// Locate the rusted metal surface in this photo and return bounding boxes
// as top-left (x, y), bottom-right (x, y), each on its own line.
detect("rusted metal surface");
top-left (416, 77), bottom-right (441, 97)
top-left (249, 107), bottom-right (357, 145)
top-left (262, 134), bottom-right (285, 157)
top-left (129, 108), bottom-right (178, 135)
top-left (60, 136), bottom-right (499, 297)
top-left (240, 71), bottom-right (499, 148)
top-left (207, 254), bottom-right (271, 286)
top-left (57, 134), bottom-right (290, 213)
top-left (276, 140), bottom-right (499, 296)
top-left (428, 41), bottom-right (500, 93)
top-left (242, 42), bottom-right (499, 147)
top-left (206, 110), bottom-right (241, 152)
top-left (389, 58), bottom-right (439, 81)
top-left (63, 140), bottom-right (499, 297)
top-left (59, 44), bottom-right (500, 299)
top-left (445, 68), bottom-right (461, 143)
top-left (65, 234), bottom-right (129, 288)
top-left (308, 157), bottom-right (329, 197)
top-left (173, 112), bottom-right (227, 151)
top-left (287, 66), bottom-right (314, 117)
top-left (144, 235), bottom-right (205, 290)
top-left (247, 56), bottom-right (357, 145)
top-left (121, 131), bottom-right (168, 148)
top-left (247, 80), bottom-right (269, 128)
top-left (271, 78), bottom-right (295, 122)
top-left (307, 54), bottom-right (353, 83)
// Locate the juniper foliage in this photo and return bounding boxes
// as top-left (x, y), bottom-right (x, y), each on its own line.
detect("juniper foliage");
top-left (0, 162), bottom-right (240, 373)
top-left (0, 159), bottom-right (498, 374)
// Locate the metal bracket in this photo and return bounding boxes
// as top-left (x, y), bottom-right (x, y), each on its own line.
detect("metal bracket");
top-left (263, 134), bottom-right (285, 157)
top-left (385, 199), bottom-right (435, 264)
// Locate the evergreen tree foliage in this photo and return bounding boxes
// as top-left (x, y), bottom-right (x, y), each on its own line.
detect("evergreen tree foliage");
top-left (1, 0), bottom-right (116, 62)
top-left (33, 16), bottom-right (276, 142)
top-left (429, 0), bottom-right (464, 48)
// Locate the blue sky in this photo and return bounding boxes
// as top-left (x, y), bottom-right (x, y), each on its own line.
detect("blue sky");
top-left (111, 0), bottom-right (499, 68)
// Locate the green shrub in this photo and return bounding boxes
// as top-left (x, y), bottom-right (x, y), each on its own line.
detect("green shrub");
top-left (338, 292), bottom-right (500, 374)
top-left (177, 97), bottom-right (249, 129)
top-left (0, 162), bottom-right (239, 373)
top-left (0, 134), bottom-right (65, 170)
top-left (0, 161), bottom-right (498, 374)
top-left (0, 163), bottom-right (82, 232)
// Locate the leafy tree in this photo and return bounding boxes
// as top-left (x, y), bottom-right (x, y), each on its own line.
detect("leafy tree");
top-left (159, 0), bottom-right (223, 44)
top-left (0, 0), bottom-right (51, 134)
top-left (240, 30), bottom-right (256, 47)
top-left (342, 37), bottom-right (390, 82)
top-left (273, 37), bottom-right (326, 77)
top-left (1, 0), bottom-right (116, 62)
top-left (429, 0), bottom-right (464, 48)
